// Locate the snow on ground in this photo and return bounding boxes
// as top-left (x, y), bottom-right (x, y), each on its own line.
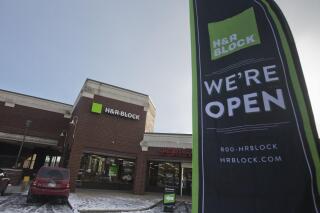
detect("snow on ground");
top-left (69, 189), bottom-right (162, 212)
top-left (131, 202), bottom-right (192, 213)
top-left (0, 188), bottom-right (191, 213)
top-left (0, 194), bottom-right (72, 213)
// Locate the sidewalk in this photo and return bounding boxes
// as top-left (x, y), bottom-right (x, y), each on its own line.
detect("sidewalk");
top-left (69, 188), bottom-right (191, 213)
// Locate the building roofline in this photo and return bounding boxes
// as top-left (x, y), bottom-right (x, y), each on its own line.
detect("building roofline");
top-left (0, 89), bottom-right (72, 107)
top-left (0, 88), bottom-right (73, 117)
top-left (85, 79), bottom-right (156, 111)
top-left (76, 79), bottom-right (156, 112)
top-left (141, 132), bottom-right (192, 151)
top-left (86, 78), bottom-right (149, 97)
top-left (0, 79), bottom-right (156, 118)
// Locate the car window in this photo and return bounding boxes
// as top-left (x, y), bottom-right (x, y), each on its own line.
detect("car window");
top-left (38, 168), bottom-right (69, 180)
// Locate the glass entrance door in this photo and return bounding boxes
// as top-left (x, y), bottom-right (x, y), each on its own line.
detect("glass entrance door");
top-left (147, 161), bottom-right (180, 193)
top-left (182, 168), bottom-right (192, 196)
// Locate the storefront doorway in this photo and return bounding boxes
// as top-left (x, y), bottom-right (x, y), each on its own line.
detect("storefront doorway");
top-left (146, 161), bottom-right (180, 193)
top-left (181, 165), bottom-right (192, 196)
top-left (146, 161), bottom-right (192, 196)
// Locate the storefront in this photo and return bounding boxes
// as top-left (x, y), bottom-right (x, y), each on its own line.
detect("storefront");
top-left (0, 79), bottom-right (192, 195)
top-left (141, 134), bottom-right (192, 196)
top-left (77, 153), bottom-right (136, 190)
top-left (146, 161), bottom-right (192, 196)
top-left (147, 161), bottom-right (181, 192)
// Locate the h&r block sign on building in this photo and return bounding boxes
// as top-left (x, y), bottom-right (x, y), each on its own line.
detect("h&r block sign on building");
top-left (91, 102), bottom-right (140, 120)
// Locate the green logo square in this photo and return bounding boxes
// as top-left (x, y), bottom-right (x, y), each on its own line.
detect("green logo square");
top-left (208, 7), bottom-right (261, 60)
top-left (91, 102), bottom-right (102, 114)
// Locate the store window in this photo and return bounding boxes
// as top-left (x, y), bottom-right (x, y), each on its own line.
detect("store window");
top-left (147, 161), bottom-right (180, 193)
top-left (43, 155), bottom-right (61, 167)
top-left (77, 153), bottom-right (135, 190)
top-left (23, 154), bottom-right (37, 169)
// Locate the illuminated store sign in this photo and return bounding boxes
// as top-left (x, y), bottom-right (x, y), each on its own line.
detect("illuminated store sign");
top-left (91, 102), bottom-right (140, 120)
top-left (159, 148), bottom-right (192, 158)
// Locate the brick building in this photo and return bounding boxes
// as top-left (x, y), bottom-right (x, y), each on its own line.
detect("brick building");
top-left (0, 79), bottom-right (192, 195)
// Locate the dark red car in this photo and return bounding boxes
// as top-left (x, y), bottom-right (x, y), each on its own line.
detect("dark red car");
top-left (27, 166), bottom-right (70, 203)
top-left (0, 169), bottom-right (10, 196)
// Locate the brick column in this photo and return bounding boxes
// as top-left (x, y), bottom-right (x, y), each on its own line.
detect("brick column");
top-left (133, 153), bottom-right (147, 194)
top-left (67, 142), bottom-right (83, 192)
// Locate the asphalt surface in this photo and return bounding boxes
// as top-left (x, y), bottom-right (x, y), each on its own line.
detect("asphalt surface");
top-left (0, 194), bottom-right (73, 213)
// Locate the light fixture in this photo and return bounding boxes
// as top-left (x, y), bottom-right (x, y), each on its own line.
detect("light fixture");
top-left (70, 116), bottom-right (79, 126)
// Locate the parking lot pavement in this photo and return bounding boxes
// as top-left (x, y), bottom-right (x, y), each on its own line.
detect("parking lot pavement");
top-left (0, 194), bottom-right (72, 213)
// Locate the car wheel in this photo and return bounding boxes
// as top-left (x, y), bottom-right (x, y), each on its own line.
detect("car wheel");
top-left (2, 183), bottom-right (9, 196)
top-left (59, 197), bottom-right (68, 205)
top-left (26, 190), bottom-right (36, 203)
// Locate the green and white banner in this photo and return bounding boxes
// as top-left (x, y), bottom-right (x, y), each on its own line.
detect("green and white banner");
top-left (190, 0), bottom-right (320, 212)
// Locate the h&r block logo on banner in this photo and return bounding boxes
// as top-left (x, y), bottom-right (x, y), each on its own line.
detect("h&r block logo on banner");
top-left (208, 7), bottom-right (261, 60)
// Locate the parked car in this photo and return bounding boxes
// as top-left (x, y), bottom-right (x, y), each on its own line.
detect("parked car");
top-left (27, 166), bottom-right (70, 203)
top-left (0, 169), bottom-right (10, 196)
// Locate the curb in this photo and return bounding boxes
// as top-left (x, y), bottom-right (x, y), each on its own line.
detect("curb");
top-left (75, 200), bottom-right (162, 213)
top-left (67, 199), bottom-right (74, 211)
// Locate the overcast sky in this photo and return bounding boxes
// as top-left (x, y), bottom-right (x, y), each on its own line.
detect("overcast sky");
top-left (0, 0), bottom-right (319, 134)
